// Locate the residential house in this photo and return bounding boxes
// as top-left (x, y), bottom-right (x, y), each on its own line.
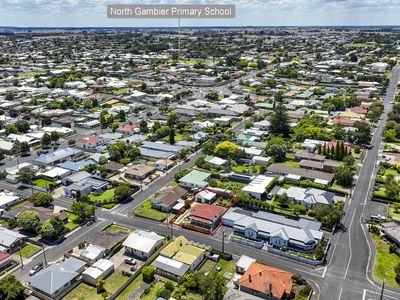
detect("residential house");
top-left (64, 177), bottom-right (108, 198)
top-left (278, 186), bottom-right (334, 209)
top-left (153, 159), bottom-right (175, 171)
top-left (123, 230), bottom-right (165, 260)
top-left (0, 191), bottom-right (20, 209)
top-left (179, 170), bottom-right (211, 189)
top-left (125, 164), bottom-right (155, 180)
top-left (241, 175), bottom-right (275, 200)
top-left (239, 262), bottom-right (293, 300)
top-left (192, 132), bottom-right (209, 143)
top-left (76, 136), bottom-right (110, 151)
top-left (80, 244), bottom-right (106, 262)
top-left (195, 189), bottom-right (217, 204)
top-left (116, 123), bottom-right (139, 136)
top-left (0, 227), bottom-right (25, 253)
top-left (223, 208), bottom-right (323, 252)
top-left (188, 203), bottom-right (226, 230)
top-left (204, 155), bottom-right (228, 168)
top-left (0, 251), bottom-right (12, 270)
top-left (82, 259), bottom-right (114, 286)
top-left (236, 255), bottom-right (256, 274)
top-left (151, 186), bottom-right (188, 212)
top-left (28, 257), bottom-right (86, 300)
top-left (35, 147), bottom-right (83, 166)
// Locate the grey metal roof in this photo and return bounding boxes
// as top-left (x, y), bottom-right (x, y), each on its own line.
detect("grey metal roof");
top-left (29, 258), bottom-right (85, 295)
top-left (139, 147), bottom-right (175, 159)
top-left (0, 227), bottom-right (25, 248)
top-left (141, 141), bottom-right (183, 153)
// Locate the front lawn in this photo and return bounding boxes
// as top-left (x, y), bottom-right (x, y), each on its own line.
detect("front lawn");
top-left (389, 205), bottom-right (400, 221)
top-left (89, 189), bottom-right (116, 203)
top-left (133, 200), bottom-right (168, 221)
top-left (18, 244), bottom-right (40, 258)
top-left (33, 179), bottom-right (54, 189)
top-left (104, 224), bottom-right (131, 233)
top-left (65, 212), bottom-right (80, 231)
top-left (372, 234), bottom-right (400, 287)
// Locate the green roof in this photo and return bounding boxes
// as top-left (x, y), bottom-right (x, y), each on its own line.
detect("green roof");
top-left (254, 102), bottom-right (274, 109)
top-left (179, 170), bottom-right (210, 187)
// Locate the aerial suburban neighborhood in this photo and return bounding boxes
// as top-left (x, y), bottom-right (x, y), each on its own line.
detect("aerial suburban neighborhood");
top-left (0, 2), bottom-right (400, 300)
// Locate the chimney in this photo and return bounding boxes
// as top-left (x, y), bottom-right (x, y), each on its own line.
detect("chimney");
top-left (269, 283), bottom-right (273, 296)
top-left (249, 274), bottom-right (252, 282)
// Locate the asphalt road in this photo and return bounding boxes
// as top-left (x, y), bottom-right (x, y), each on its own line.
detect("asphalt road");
top-left (10, 67), bottom-right (400, 299)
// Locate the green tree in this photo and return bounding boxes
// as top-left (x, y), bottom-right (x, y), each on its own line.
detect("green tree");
top-left (0, 275), bottom-right (25, 300)
top-left (115, 183), bottom-right (133, 201)
top-left (267, 144), bottom-right (287, 162)
top-left (269, 103), bottom-right (290, 137)
top-left (139, 119), bottom-right (148, 133)
top-left (353, 121), bottom-right (371, 145)
top-left (71, 201), bottom-right (95, 222)
top-left (16, 167), bottom-right (36, 184)
top-left (19, 141), bottom-right (30, 155)
top-left (201, 271), bottom-right (226, 300)
top-left (395, 263), bottom-right (400, 284)
top-left (314, 203), bottom-right (345, 228)
top-left (96, 276), bottom-right (106, 293)
top-left (30, 192), bottom-right (54, 207)
top-left (111, 122), bottom-right (119, 133)
top-left (315, 243), bottom-right (325, 260)
top-left (17, 211), bottom-right (40, 232)
top-left (50, 131), bottom-right (60, 143)
top-left (169, 128), bottom-right (175, 145)
top-left (385, 174), bottom-right (400, 199)
top-left (142, 266), bottom-right (155, 283)
top-left (214, 141), bottom-right (239, 159)
top-left (334, 165), bottom-right (353, 187)
top-left (167, 112), bottom-right (179, 127)
top-left (41, 133), bottom-right (52, 148)
top-left (98, 156), bottom-right (108, 165)
top-left (39, 216), bottom-right (65, 239)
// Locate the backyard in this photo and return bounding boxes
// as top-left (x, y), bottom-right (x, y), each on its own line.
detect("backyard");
top-left (372, 234), bottom-right (400, 287)
top-left (133, 199), bottom-right (168, 222)
top-left (89, 189), bottom-right (116, 203)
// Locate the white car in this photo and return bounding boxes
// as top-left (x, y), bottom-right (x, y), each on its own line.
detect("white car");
top-left (125, 258), bottom-right (137, 265)
top-left (29, 263), bottom-right (44, 276)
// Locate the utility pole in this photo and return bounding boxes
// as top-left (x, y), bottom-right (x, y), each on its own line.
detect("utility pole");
top-left (222, 230), bottom-right (226, 254)
top-left (178, 18), bottom-right (181, 60)
top-left (18, 247), bottom-right (23, 269)
top-left (42, 244), bottom-right (47, 267)
top-left (379, 280), bottom-right (385, 300)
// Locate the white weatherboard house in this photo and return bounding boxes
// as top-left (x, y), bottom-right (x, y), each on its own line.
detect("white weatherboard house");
top-left (241, 175), bottom-right (275, 200)
top-left (0, 191), bottom-right (20, 209)
top-left (123, 230), bottom-right (164, 260)
top-left (223, 208), bottom-right (323, 252)
top-left (278, 186), bottom-right (334, 209)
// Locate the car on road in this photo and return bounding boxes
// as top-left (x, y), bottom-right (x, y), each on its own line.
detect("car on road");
top-left (183, 157), bottom-right (190, 162)
top-left (125, 258), bottom-right (137, 265)
top-left (29, 263), bottom-right (44, 276)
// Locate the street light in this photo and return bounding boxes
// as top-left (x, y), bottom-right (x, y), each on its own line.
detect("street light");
top-left (222, 230), bottom-right (226, 254)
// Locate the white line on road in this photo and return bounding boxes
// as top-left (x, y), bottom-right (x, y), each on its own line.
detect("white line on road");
top-left (363, 289), bottom-right (399, 300)
top-left (344, 206), bottom-right (358, 278)
top-left (338, 288), bottom-right (343, 300)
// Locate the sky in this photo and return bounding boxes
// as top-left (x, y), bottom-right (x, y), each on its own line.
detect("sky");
top-left (1, 0), bottom-right (400, 27)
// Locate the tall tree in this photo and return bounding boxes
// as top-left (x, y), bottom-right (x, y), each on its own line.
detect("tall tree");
top-left (269, 103), bottom-right (290, 137)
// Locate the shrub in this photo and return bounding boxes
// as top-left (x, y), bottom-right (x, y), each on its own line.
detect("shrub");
top-left (142, 266), bottom-right (155, 283)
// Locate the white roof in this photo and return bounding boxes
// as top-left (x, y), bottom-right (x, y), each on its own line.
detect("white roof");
top-left (237, 255), bottom-right (256, 271)
top-left (82, 259), bottom-right (113, 279)
top-left (41, 167), bottom-right (70, 178)
top-left (196, 190), bottom-right (216, 201)
top-left (122, 230), bottom-right (164, 253)
top-left (0, 140), bottom-right (14, 151)
top-left (241, 175), bottom-right (275, 195)
top-left (0, 191), bottom-right (19, 207)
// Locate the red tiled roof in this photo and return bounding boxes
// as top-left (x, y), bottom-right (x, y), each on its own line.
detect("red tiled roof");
top-left (240, 262), bottom-right (293, 298)
top-left (77, 136), bottom-right (105, 144)
top-left (0, 251), bottom-right (11, 262)
top-left (117, 123), bottom-right (137, 132)
top-left (189, 203), bottom-right (226, 222)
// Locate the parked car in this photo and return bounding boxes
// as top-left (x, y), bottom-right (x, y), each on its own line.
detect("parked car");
top-left (125, 258), bottom-right (137, 265)
top-left (29, 263), bottom-right (44, 276)
top-left (130, 266), bottom-right (136, 272)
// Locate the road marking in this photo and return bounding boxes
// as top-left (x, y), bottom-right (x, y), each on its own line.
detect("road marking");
top-left (338, 288), bottom-right (343, 300)
top-left (322, 266), bottom-right (327, 278)
top-left (344, 205), bottom-right (357, 279)
top-left (294, 268), bottom-right (323, 278)
top-left (363, 289), bottom-right (399, 300)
